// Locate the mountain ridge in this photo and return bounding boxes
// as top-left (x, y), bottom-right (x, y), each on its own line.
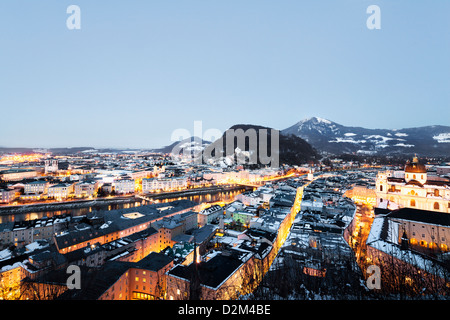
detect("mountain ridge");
top-left (281, 117), bottom-right (450, 156)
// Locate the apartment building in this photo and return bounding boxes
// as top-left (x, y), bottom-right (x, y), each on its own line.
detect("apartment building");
top-left (198, 205), bottom-right (224, 227)
top-left (142, 177), bottom-right (188, 192)
top-left (0, 169), bottom-right (37, 181)
top-left (366, 207), bottom-right (450, 292)
top-left (166, 248), bottom-right (256, 300)
top-left (20, 180), bottom-right (51, 201)
top-left (0, 188), bottom-right (17, 204)
top-left (53, 200), bottom-right (197, 254)
top-left (47, 183), bottom-right (75, 200)
top-left (114, 179), bottom-right (136, 194)
top-left (74, 181), bottom-right (98, 198)
top-left (24, 181), bottom-right (49, 195)
top-left (49, 252), bottom-right (175, 300)
top-left (0, 215), bottom-right (71, 248)
top-left (386, 207), bottom-right (450, 252)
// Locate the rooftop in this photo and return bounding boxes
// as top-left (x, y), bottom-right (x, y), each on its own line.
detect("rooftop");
top-left (168, 249), bottom-right (250, 289)
top-left (56, 252), bottom-right (173, 300)
top-left (387, 207), bottom-right (450, 227)
top-left (55, 200), bottom-right (197, 250)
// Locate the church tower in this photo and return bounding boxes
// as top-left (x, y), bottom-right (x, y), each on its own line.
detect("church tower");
top-left (404, 155), bottom-right (427, 185)
top-left (44, 159), bottom-right (58, 174)
top-left (375, 171), bottom-right (389, 207)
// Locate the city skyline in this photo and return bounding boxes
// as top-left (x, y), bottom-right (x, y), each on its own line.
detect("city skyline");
top-left (1, 1), bottom-right (450, 305)
top-left (1, 1), bottom-right (449, 149)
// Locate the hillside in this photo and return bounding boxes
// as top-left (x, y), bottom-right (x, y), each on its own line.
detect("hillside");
top-left (201, 124), bottom-right (318, 167)
top-left (282, 117), bottom-right (450, 156)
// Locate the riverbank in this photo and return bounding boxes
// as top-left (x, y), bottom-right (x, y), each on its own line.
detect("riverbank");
top-left (0, 196), bottom-right (137, 215)
top-left (138, 184), bottom-right (252, 200)
top-left (0, 184), bottom-right (251, 216)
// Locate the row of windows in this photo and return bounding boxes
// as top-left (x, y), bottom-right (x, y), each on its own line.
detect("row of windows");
top-left (379, 197), bottom-right (449, 210)
top-left (380, 184), bottom-right (443, 198)
top-left (406, 174), bottom-right (425, 180)
top-left (132, 291), bottom-right (154, 300)
top-left (409, 199), bottom-right (444, 210)
top-left (409, 239), bottom-right (448, 251)
top-left (112, 281), bottom-right (152, 292)
top-left (411, 232), bottom-right (446, 241)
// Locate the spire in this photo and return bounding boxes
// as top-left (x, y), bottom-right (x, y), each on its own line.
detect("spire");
top-left (189, 240), bottom-right (202, 300)
top-left (400, 229), bottom-right (409, 251)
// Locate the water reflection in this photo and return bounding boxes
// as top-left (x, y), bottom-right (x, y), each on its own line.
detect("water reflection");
top-left (0, 188), bottom-right (247, 223)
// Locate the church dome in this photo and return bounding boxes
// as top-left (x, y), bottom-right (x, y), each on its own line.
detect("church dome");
top-left (404, 156), bottom-right (427, 174)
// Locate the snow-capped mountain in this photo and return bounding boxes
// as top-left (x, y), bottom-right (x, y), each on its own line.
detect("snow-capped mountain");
top-left (281, 117), bottom-right (450, 156)
top-left (151, 136), bottom-right (211, 156)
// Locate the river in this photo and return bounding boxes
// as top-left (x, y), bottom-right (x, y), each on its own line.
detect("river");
top-left (0, 187), bottom-right (248, 223)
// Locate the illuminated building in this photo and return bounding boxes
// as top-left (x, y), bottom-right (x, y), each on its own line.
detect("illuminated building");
top-left (20, 180), bottom-right (50, 201)
top-left (0, 258), bottom-right (26, 299)
top-left (31, 252), bottom-right (175, 300)
top-left (53, 200), bottom-right (197, 254)
top-left (24, 180), bottom-right (49, 195)
top-left (0, 189), bottom-right (17, 204)
top-left (0, 153), bottom-right (45, 165)
top-left (142, 177), bottom-right (188, 192)
top-left (113, 178), bottom-right (135, 194)
top-left (366, 208), bottom-right (450, 293)
top-left (387, 207), bottom-right (450, 252)
top-left (344, 186), bottom-right (377, 207)
top-left (0, 169), bottom-right (37, 181)
top-left (0, 215), bottom-right (71, 247)
top-left (166, 248), bottom-right (255, 300)
top-left (74, 181), bottom-right (98, 198)
top-left (235, 187), bottom-right (274, 206)
top-left (44, 160), bottom-right (58, 174)
top-left (47, 183), bottom-right (75, 200)
top-left (375, 156), bottom-right (450, 213)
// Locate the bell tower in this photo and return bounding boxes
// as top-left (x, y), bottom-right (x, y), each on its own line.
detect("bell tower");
top-left (375, 171), bottom-right (389, 207)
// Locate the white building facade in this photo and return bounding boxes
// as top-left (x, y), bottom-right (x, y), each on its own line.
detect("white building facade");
top-left (142, 177), bottom-right (188, 192)
top-left (376, 156), bottom-right (450, 213)
top-left (114, 179), bottom-right (136, 194)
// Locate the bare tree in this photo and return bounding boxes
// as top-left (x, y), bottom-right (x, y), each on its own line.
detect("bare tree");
top-left (0, 272), bottom-right (25, 300)
top-left (20, 277), bottom-right (67, 300)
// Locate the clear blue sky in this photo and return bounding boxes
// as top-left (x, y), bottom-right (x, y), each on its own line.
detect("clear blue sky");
top-left (0, 1), bottom-right (449, 148)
